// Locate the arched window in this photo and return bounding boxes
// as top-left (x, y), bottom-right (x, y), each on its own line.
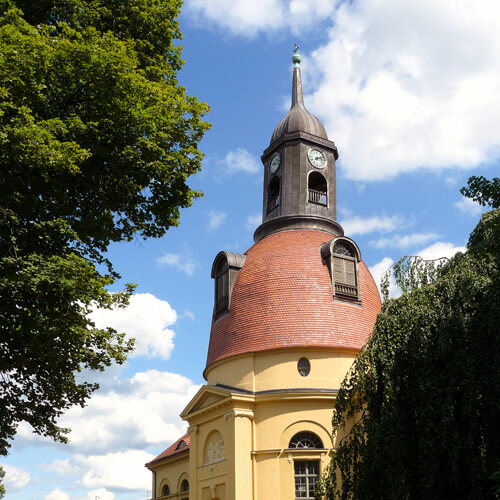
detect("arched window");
top-left (321, 238), bottom-right (360, 300)
top-left (308, 172), bottom-right (327, 206)
top-left (161, 484), bottom-right (170, 496)
top-left (289, 432), bottom-right (323, 500)
top-left (180, 479), bottom-right (189, 492)
top-left (289, 431), bottom-right (323, 449)
top-left (268, 176), bottom-right (280, 213)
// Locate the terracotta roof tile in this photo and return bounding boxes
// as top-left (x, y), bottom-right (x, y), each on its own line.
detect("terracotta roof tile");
top-left (148, 433), bottom-right (190, 464)
top-left (205, 230), bottom-right (381, 373)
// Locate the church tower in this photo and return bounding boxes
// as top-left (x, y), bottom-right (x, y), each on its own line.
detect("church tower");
top-left (256, 46), bottom-right (341, 242)
top-left (146, 48), bottom-right (381, 500)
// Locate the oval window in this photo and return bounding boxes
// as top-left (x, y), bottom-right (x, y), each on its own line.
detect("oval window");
top-left (297, 357), bottom-right (310, 377)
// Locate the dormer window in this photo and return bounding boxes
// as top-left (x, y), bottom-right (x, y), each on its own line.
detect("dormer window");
top-left (211, 251), bottom-right (246, 319)
top-left (214, 258), bottom-right (229, 314)
top-left (308, 172), bottom-right (327, 206)
top-left (321, 237), bottom-right (361, 300)
top-left (176, 439), bottom-right (187, 450)
top-left (268, 176), bottom-right (280, 213)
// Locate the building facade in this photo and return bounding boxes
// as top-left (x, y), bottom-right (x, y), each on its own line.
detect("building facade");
top-left (146, 49), bottom-right (381, 500)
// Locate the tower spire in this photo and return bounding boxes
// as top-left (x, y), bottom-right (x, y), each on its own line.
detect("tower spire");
top-left (254, 47), bottom-right (341, 243)
top-left (291, 45), bottom-right (304, 108)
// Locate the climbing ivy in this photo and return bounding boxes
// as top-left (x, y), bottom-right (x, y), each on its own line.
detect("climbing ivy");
top-left (318, 179), bottom-right (500, 500)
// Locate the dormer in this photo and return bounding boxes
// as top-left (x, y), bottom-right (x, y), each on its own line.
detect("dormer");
top-left (211, 251), bottom-right (246, 319)
top-left (321, 237), bottom-right (362, 301)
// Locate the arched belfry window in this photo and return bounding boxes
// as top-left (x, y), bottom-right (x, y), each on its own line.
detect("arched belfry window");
top-left (211, 251), bottom-right (246, 319)
top-left (308, 172), bottom-right (327, 206)
top-left (268, 176), bottom-right (280, 213)
top-left (321, 237), bottom-right (361, 300)
top-left (161, 484), bottom-right (170, 496)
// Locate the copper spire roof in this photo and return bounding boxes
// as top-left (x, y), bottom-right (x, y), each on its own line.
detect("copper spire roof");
top-left (270, 57), bottom-right (328, 145)
top-left (205, 230), bottom-right (381, 374)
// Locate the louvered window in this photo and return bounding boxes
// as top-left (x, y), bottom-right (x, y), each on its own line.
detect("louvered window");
top-left (330, 241), bottom-right (359, 299)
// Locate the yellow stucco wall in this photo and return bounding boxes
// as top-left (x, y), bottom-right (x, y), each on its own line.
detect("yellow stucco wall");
top-left (149, 451), bottom-right (190, 499)
top-left (151, 348), bottom-right (357, 499)
top-left (205, 348), bottom-right (357, 392)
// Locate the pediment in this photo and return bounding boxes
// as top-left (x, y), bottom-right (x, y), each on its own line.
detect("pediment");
top-left (180, 385), bottom-right (231, 419)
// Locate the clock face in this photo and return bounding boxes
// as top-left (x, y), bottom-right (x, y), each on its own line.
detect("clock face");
top-left (308, 148), bottom-right (326, 168)
top-left (269, 153), bottom-right (281, 174)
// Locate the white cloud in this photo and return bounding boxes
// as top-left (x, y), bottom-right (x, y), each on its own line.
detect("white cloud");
top-left (157, 253), bottom-right (198, 276)
top-left (370, 232), bottom-right (440, 249)
top-left (87, 489), bottom-right (115, 500)
top-left (22, 370), bottom-right (198, 456)
top-left (219, 148), bottom-right (260, 174)
top-left (341, 214), bottom-right (403, 235)
top-left (186, 0), bottom-right (339, 37)
top-left (90, 293), bottom-right (176, 360)
top-left (246, 213), bottom-right (261, 231)
top-left (416, 241), bottom-right (466, 261)
top-left (44, 488), bottom-right (69, 500)
top-left (1, 463), bottom-right (30, 491)
top-left (207, 210), bottom-right (227, 231)
top-left (60, 370), bottom-right (196, 454)
top-left (77, 450), bottom-right (153, 491)
top-left (455, 196), bottom-right (484, 216)
top-left (306, 0), bottom-right (500, 180)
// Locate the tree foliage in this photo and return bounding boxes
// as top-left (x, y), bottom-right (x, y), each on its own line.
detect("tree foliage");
top-left (461, 176), bottom-right (500, 209)
top-left (0, 0), bottom-right (209, 462)
top-left (319, 182), bottom-right (500, 500)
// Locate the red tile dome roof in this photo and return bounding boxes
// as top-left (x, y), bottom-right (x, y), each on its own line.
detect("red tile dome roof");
top-left (205, 230), bottom-right (381, 374)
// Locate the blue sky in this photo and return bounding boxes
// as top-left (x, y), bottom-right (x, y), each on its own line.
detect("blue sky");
top-left (2, 0), bottom-right (499, 498)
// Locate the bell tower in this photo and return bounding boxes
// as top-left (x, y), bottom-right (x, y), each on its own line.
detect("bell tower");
top-left (254, 46), bottom-right (343, 242)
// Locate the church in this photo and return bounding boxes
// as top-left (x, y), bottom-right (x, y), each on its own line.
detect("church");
top-left (145, 48), bottom-right (381, 500)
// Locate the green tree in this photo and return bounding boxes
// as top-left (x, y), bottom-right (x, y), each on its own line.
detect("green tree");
top-left (0, 465), bottom-right (4, 498)
top-left (319, 179), bottom-right (500, 500)
top-left (0, 0), bottom-right (209, 467)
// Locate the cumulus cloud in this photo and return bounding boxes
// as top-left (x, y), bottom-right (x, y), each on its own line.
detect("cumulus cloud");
top-left (1, 463), bottom-right (30, 491)
top-left (219, 148), bottom-right (260, 174)
top-left (416, 241), bottom-right (466, 261)
top-left (76, 450), bottom-right (154, 491)
top-left (157, 253), bottom-right (198, 276)
top-left (306, 0), bottom-right (500, 180)
top-left (44, 488), bottom-right (69, 500)
top-left (207, 210), bottom-right (227, 231)
top-left (370, 232), bottom-right (440, 249)
top-left (341, 214), bottom-right (403, 235)
top-left (90, 293), bottom-right (176, 360)
top-left (455, 196), bottom-right (484, 216)
top-left (21, 370), bottom-right (198, 456)
top-left (186, 0), bottom-right (339, 37)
